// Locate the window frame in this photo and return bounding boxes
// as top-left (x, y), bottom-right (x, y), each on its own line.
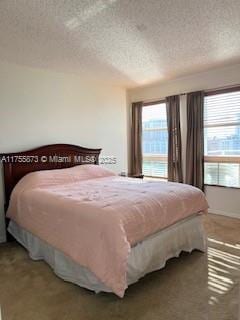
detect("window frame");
top-left (142, 99), bottom-right (168, 179)
top-left (204, 86), bottom-right (240, 189)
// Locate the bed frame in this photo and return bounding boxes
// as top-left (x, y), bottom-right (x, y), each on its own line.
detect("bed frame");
top-left (0, 144), bottom-right (101, 239)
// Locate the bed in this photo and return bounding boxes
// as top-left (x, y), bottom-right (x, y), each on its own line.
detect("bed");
top-left (1, 144), bottom-right (208, 297)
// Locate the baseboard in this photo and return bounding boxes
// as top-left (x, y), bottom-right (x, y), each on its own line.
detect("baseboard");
top-left (209, 209), bottom-right (240, 219)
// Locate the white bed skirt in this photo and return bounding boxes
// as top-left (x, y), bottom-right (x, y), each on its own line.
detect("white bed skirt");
top-left (8, 214), bottom-right (206, 294)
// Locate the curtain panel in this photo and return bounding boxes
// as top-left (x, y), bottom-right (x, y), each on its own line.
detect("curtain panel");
top-left (130, 101), bottom-right (143, 175)
top-left (186, 91), bottom-right (204, 190)
top-left (166, 95), bottom-right (183, 182)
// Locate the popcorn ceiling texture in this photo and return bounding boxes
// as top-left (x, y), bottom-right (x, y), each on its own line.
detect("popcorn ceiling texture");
top-left (0, 0), bottom-right (240, 88)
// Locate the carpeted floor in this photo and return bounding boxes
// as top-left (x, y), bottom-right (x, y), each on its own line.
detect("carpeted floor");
top-left (0, 214), bottom-right (239, 320)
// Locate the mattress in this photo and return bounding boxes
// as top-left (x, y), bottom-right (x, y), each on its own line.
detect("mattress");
top-left (8, 214), bottom-right (206, 294)
top-left (7, 165), bottom-right (208, 296)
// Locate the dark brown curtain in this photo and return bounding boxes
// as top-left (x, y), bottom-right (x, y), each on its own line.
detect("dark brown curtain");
top-left (186, 91), bottom-right (204, 190)
top-left (130, 101), bottom-right (143, 175)
top-left (166, 95), bottom-right (183, 182)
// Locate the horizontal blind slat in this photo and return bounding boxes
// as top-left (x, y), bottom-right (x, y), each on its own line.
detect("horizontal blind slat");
top-left (204, 90), bottom-right (240, 187)
top-left (142, 103), bottom-right (168, 178)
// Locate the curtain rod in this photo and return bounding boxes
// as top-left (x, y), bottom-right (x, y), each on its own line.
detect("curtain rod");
top-left (141, 83), bottom-right (240, 104)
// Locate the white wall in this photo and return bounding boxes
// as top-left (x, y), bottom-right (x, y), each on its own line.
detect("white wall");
top-left (0, 61), bottom-right (128, 242)
top-left (129, 64), bottom-right (240, 219)
top-left (130, 64), bottom-right (240, 102)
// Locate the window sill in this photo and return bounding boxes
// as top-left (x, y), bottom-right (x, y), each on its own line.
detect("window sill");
top-left (144, 176), bottom-right (168, 181)
top-left (204, 184), bottom-right (240, 190)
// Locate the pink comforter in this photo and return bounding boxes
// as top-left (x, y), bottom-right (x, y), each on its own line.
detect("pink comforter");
top-left (7, 165), bottom-right (208, 297)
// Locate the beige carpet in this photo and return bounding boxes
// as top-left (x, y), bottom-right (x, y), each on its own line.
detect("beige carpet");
top-left (0, 214), bottom-right (239, 320)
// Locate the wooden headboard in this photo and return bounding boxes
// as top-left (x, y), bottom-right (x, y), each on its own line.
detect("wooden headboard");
top-left (0, 144), bottom-right (101, 212)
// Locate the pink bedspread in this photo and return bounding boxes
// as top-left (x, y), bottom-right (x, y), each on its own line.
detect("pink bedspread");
top-left (7, 165), bottom-right (208, 297)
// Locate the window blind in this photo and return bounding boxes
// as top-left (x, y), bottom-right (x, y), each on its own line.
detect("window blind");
top-left (204, 90), bottom-right (240, 187)
top-left (142, 103), bottom-right (168, 178)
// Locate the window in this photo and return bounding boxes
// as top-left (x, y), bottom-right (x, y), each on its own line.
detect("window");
top-left (142, 102), bottom-right (168, 178)
top-left (204, 89), bottom-right (240, 188)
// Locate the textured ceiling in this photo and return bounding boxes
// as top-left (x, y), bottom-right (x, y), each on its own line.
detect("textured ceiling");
top-left (0, 0), bottom-right (240, 88)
